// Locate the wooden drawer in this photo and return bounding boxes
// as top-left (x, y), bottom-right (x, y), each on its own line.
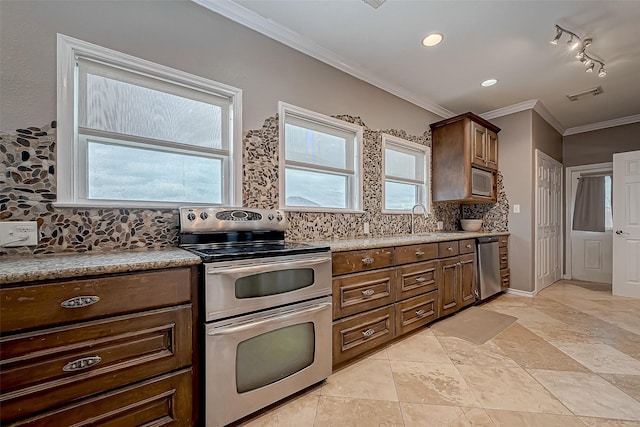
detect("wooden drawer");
top-left (458, 239), bottom-right (476, 254)
top-left (438, 241), bottom-right (459, 257)
top-left (332, 247), bottom-right (394, 276)
top-left (394, 243), bottom-right (438, 265)
top-left (395, 260), bottom-right (438, 301)
top-left (0, 306), bottom-right (192, 422)
top-left (0, 268), bottom-right (191, 334)
top-left (499, 246), bottom-right (509, 270)
top-left (500, 268), bottom-right (510, 289)
top-left (498, 235), bottom-right (509, 247)
top-left (5, 369), bottom-right (193, 427)
top-left (395, 291), bottom-right (439, 336)
top-left (332, 305), bottom-right (394, 366)
top-left (333, 269), bottom-right (395, 320)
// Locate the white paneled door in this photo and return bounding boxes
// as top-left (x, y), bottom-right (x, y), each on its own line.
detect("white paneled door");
top-left (613, 150), bottom-right (640, 299)
top-left (535, 150), bottom-right (563, 293)
top-left (567, 164), bottom-right (613, 284)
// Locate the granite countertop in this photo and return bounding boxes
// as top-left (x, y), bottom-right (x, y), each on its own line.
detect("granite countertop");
top-left (309, 231), bottom-right (509, 252)
top-left (0, 248), bottom-right (201, 285)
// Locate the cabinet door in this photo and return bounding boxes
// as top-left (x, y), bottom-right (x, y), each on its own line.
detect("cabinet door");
top-left (486, 130), bottom-right (499, 170)
top-left (459, 254), bottom-right (476, 308)
top-left (471, 121), bottom-right (487, 168)
top-left (439, 258), bottom-right (459, 316)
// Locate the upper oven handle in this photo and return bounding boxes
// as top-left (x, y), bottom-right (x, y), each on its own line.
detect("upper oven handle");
top-left (206, 257), bottom-right (329, 276)
top-left (207, 302), bottom-right (331, 336)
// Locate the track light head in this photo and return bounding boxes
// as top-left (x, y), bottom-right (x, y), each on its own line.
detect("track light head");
top-left (576, 50), bottom-right (585, 59)
top-left (598, 67), bottom-right (607, 77)
top-left (586, 63), bottom-right (595, 73)
top-left (551, 27), bottom-right (562, 45)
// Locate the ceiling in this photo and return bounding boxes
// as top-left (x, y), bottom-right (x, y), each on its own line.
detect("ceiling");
top-left (197, 0), bottom-right (640, 135)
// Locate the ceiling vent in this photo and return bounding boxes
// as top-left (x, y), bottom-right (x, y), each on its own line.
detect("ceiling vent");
top-left (362, 0), bottom-right (387, 9)
top-left (566, 85), bottom-right (603, 101)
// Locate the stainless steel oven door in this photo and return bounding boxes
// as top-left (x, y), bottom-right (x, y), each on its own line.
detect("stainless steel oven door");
top-left (204, 251), bottom-right (331, 321)
top-left (205, 297), bottom-right (332, 427)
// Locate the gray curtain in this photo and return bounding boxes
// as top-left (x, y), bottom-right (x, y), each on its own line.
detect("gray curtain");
top-left (572, 176), bottom-right (605, 232)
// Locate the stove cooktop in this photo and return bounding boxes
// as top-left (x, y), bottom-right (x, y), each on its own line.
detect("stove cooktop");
top-left (184, 241), bottom-right (330, 263)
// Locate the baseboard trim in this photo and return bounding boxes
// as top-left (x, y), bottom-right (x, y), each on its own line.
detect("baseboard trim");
top-left (505, 288), bottom-right (537, 297)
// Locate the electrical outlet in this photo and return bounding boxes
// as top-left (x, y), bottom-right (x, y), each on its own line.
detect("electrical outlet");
top-left (513, 204), bottom-right (521, 214)
top-left (363, 222), bottom-right (370, 235)
top-left (436, 221), bottom-right (444, 230)
top-left (0, 221), bottom-right (38, 247)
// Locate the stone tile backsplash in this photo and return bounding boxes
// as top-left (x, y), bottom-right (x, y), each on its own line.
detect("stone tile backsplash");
top-left (1, 115), bottom-right (508, 256)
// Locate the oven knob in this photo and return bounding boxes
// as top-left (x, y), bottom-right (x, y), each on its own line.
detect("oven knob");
top-left (268, 214), bottom-right (275, 220)
top-left (276, 215), bottom-right (283, 221)
top-left (187, 213), bottom-right (196, 221)
top-left (200, 212), bottom-right (209, 220)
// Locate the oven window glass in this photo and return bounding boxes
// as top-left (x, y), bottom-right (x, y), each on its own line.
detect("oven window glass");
top-left (235, 269), bottom-right (315, 299)
top-left (236, 323), bottom-right (315, 393)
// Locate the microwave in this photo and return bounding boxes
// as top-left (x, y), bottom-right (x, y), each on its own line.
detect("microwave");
top-left (471, 167), bottom-right (493, 197)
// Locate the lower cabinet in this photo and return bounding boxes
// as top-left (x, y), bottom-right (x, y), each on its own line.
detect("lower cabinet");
top-left (0, 266), bottom-right (196, 426)
top-left (5, 369), bottom-right (193, 426)
top-left (395, 291), bottom-right (438, 336)
top-left (439, 253), bottom-right (477, 317)
top-left (332, 305), bottom-right (395, 366)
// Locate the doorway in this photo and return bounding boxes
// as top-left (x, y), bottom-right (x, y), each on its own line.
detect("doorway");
top-left (535, 150), bottom-right (563, 293)
top-left (565, 162), bottom-right (613, 284)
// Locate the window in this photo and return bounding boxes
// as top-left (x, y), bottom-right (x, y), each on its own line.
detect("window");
top-left (382, 134), bottom-right (430, 213)
top-left (56, 34), bottom-right (242, 208)
top-left (278, 102), bottom-right (363, 212)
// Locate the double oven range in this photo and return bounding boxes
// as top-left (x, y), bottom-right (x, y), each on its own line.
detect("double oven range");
top-left (179, 207), bottom-right (332, 427)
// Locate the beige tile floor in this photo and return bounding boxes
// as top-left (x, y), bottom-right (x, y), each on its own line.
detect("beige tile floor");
top-left (236, 280), bottom-right (640, 426)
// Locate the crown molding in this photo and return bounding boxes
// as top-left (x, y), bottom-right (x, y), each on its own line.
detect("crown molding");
top-left (563, 114), bottom-right (640, 136)
top-left (192, 0), bottom-right (455, 119)
top-left (531, 101), bottom-right (565, 135)
top-left (480, 100), bottom-right (538, 120)
top-left (480, 99), bottom-right (565, 135)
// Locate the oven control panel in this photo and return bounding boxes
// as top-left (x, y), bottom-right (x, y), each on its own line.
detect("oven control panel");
top-left (179, 207), bottom-right (288, 232)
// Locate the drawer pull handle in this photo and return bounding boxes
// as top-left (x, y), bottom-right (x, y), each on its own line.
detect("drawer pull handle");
top-left (61, 296), bottom-right (100, 308)
top-left (416, 309), bottom-right (427, 317)
top-left (63, 356), bottom-right (102, 372)
top-left (447, 247), bottom-right (453, 251)
top-left (361, 289), bottom-right (375, 297)
top-left (362, 257), bottom-right (374, 265)
top-left (466, 244), bottom-right (472, 249)
top-left (415, 277), bottom-right (427, 283)
top-left (362, 328), bottom-right (375, 338)
top-left (415, 250), bottom-right (425, 256)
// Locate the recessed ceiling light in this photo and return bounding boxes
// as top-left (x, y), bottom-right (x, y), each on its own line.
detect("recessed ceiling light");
top-left (422, 33), bottom-right (443, 47)
top-left (481, 79), bottom-right (498, 87)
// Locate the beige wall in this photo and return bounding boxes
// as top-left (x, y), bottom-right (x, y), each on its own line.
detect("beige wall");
top-left (532, 111), bottom-right (563, 163)
top-left (0, 0), bottom-right (442, 133)
top-left (563, 122), bottom-right (640, 167)
top-left (493, 110), bottom-right (534, 292)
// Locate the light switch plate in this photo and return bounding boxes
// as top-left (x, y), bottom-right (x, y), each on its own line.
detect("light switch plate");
top-left (363, 222), bottom-right (370, 235)
top-left (513, 204), bottom-right (521, 213)
top-left (0, 221), bottom-right (39, 247)
top-left (436, 221), bottom-right (444, 230)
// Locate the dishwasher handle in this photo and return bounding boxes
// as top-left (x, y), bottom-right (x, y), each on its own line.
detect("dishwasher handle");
top-left (476, 236), bottom-right (499, 244)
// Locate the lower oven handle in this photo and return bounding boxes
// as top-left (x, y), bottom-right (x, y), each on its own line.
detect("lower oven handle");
top-left (207, 257), bottom-right (329, 276)
top-left (207, 302), bottom-right (331, 336)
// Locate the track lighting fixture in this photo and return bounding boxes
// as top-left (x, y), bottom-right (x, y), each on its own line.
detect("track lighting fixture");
top-left (551, 25), bottom-right (607, 77)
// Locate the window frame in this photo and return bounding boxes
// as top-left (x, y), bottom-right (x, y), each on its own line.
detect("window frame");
top-left (278, 102), bottom-right (363, 213)
top-left (56, 34), bottom-right (243, 208)
top-left (381, 134), bottom-right (431, 214)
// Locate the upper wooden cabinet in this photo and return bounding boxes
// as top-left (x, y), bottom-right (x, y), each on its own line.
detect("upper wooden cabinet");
top-left (430, 112), bottom-right (501, 203)
top-left (471, 121), bottom-right (498, 170)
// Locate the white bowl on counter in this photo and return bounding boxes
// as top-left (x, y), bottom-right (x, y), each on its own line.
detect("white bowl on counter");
top-left (461, 219), bottom-right (483, 232)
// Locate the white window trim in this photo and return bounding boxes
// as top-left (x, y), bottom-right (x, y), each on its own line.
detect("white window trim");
top-left (381, 133), bottom-right (431, 215)
top-left (56, 33), bottom-right (243, 208)
top-left (278, 102), bottom-right (364, 213)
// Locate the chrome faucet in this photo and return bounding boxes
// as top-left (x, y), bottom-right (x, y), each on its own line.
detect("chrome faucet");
top-left (411, 203), bottom-right (427, 234)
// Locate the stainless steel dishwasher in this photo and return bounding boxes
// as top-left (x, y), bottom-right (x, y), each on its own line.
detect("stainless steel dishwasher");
top-left (476, 236), bottom-right (502, 300)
